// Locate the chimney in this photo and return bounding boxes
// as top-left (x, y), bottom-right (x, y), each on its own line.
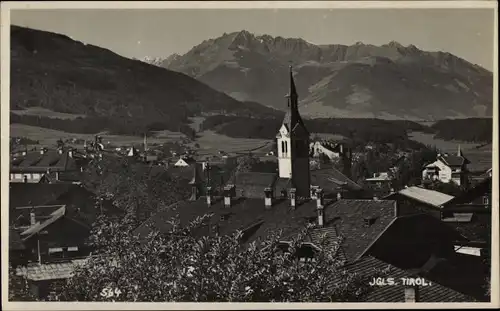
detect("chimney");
top-left (394, 201), bottom-right (399, 217)
top-left (316, 188), bottom-right (324, 208)
top-left (337, 192), bottom-right (342, 201)
top-left (224, 185), bottom-right (233, 208)
top-left (22, 151), bottom-right (27, 156)
top-left (316, 189), bottom-right (325, 227)
top-left (55, 172), bottom-right (60, 180)
top-left (40, 149), bottom-right (45, 155)
top-left (68, 149), bottom-right (73, 158)
top-left (289, 188), bottom-right (297, 208)
top-left (58, 148), bottom-right (63, 155)
top-left (310, 186), bottom-right (318, 200)
top-left (30, 210), bottom-right (36, 226)
top-left (264, 187), bottom-right (273, 208)
top-left (404, 285), bottom-right (419, 303)
top-left (206, 186), bottom-right (213, 206)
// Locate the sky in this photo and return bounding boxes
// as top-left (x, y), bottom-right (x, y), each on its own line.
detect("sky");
top-left (10, 8), bottom-right (495, 71)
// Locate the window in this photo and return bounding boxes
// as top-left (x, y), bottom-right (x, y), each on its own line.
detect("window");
top-left (48, 247), bottom-right (63, 254)
top-left (285, 141), bottom-right (288, 154)
top-left (281, 141), bottom-right (285, 154)
top-left (68, 246), bottom-right (79, 252)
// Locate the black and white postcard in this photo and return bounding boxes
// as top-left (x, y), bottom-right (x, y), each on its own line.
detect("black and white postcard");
top-left (1, 1), bottom-right (498, 309)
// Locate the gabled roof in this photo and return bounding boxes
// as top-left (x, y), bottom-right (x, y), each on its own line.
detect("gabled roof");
top-left (438, 154), bottom-right (469, 167)
top-left (390, 186), bottom-right (454, 208)
top-left (9, 183), bottom-right (77, 208)
top-left (10, 150), bottom-right (79, 173)
top-left (175, 157), bottom-right (196, 165)
top-left (134, 196), bottom-right (323, 246)
top-left (345, 256), bottom-right (475, 302)
top-left (16, 258), bottom-right (89, 281)
top-left (313, 199), bottom-right (397, 262)
top-left (310, 167), bottom-right (363, 192)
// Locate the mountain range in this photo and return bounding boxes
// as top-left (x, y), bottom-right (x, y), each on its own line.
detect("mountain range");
top-left (10, 26), bottom-right (279, 125)
top-left (142, 30), bottom-right (493, 120)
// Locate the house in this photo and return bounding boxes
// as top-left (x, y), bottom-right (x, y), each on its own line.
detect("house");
top-left (291, 199), bottom-right (485, 301)
top-left (421, 146), bottom-right (470, 187)
top-left (309, 141), bottom-right (341, 160)
top-left (8, 182), bottom-right (124, 300)
top-left (384, 186), bottom-right (455, 219)
top-left (174, 156), bottom-right (197, 167)
top-left (384, 179), bottom-right (492, 260)
top-left (365, 172), bottom-right (393, 191)
top-left (10, 148), bottom-right (85, 184)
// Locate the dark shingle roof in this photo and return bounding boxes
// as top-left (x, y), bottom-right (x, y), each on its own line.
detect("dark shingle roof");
top-left (316, 199), bottom-right (397, 262)
top-left (438, 154), bottom-right (469, 167)
top-left (346, 256), bottom-right (475, 302)
top-left (10, 150), bottom-right (79, 173)
top-left (9, 183), bottom-right (76, 208)
top-left (230, 172), bottom-right (278, 198)
top-left (310, 167), bottom-right (362, 192)
top-left (134, 196), bottom-right (322, 245)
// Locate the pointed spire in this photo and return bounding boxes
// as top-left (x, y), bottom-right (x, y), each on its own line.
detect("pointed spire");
top-left (289, 65), bottom-right (298, 102)
top-left (457, 144), bottom-right (462, 157)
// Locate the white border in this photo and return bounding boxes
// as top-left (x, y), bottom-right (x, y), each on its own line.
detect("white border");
top-left (1, 1), bottom-right (498, 310)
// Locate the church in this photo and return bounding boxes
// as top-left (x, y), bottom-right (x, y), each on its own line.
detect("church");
top-left (212, 66), bottom-right (364, 202)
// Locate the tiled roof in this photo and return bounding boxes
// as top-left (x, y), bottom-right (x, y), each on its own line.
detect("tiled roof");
top-left (134, 196), bottom-right (322, 245)
top-left (230, 172), bottom-right (277, 199)
top-left (9, 183), bottom-right (76, 208)
top-left (317, 199), bottom-right (397, 262)
top-left (9, 183), bottom-right (99, 226)
top-left (346, 256), bottom-right (475, 302)
top-left (16, 258), bottom-right (89, 281)
top-left (10, 150), bottom-right (79, 173)
top-left (396, 187), bottom-right (454, 208)
top-left (438, 154), bottom-right (469, 167)
top-left (310, 167), bottom-right (362, 192)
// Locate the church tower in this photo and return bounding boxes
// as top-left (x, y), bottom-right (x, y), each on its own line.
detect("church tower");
top-left (276, 66), bottom-right (311, 198)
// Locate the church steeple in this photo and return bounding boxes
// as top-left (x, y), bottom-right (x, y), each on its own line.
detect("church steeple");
top-left (276, 66), bottom-right (311, 198)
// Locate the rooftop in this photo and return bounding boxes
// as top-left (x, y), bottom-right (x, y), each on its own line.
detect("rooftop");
top-left (16, 258), bottom-right (89, 281)
top-left (304, 199), bottom-right (397, 263)
top-left (10, 149), bottom-right (80, 173)
top-left (394, 186), bottom-right (454, 208)
top-left (346, 256), bottom-right (475, 302)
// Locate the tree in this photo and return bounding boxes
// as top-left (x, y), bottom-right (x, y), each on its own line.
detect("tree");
top-left (49, 215), bottom-right (383, 302)
top-left (82, 156), bottom-right (190, 225)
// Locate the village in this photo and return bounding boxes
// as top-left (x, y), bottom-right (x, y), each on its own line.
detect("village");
top-left (8, 69), bottom-right (493, 303)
